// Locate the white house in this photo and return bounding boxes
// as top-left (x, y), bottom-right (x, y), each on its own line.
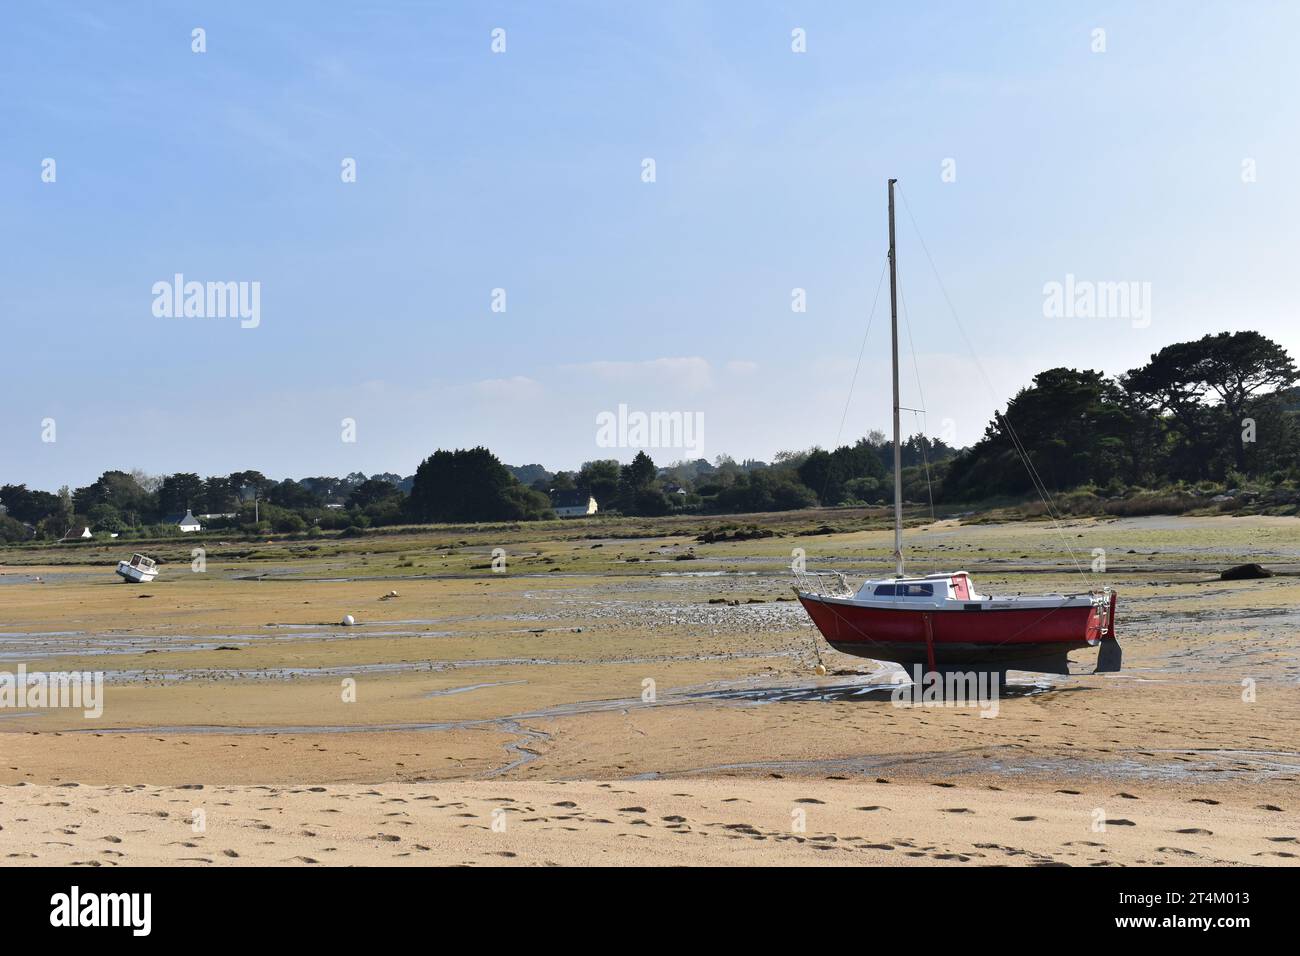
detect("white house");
top-left (551, 490), bottom-right (598, 518)
top-left (166, 509), bottom-right (203, 533)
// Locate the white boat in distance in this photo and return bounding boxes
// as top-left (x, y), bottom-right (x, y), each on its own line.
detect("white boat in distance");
top-left (115, 553), bottom-right (158, 583)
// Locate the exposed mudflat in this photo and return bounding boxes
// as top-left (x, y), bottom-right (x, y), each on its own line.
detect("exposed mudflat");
top-left (1, 513), bottom-right (1297, 865)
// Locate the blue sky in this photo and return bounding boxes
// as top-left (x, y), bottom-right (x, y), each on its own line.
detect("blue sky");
top-left (4, 1), bottom-right (1298, 489)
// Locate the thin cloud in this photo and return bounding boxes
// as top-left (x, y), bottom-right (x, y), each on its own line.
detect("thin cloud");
top-left (470, 376), bottom-right (544, 401)
top-left (562, 357), bottom-right (713, 391)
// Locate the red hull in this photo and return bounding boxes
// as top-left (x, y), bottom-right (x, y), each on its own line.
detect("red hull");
top-left (798, 594), bottom-right (1105, 672)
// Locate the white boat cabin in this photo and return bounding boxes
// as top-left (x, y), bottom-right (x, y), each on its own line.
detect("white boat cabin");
top-left (115, 553), bottom-right (160, 583)
top-left (854, 571), bottom-right (983, 607)
top-left (848, 571), bottom-right (1100, 611)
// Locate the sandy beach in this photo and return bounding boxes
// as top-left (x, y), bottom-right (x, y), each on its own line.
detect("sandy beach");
top-left (2, 511), bottom-right (1298, 865)
top-left (4, 777), bottom-right (1293, 867)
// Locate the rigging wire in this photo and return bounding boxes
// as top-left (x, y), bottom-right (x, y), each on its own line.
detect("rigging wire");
top-left (833, 258), bottom-right (889, 447)
top-left (819, 257), bottom-right (888, 508)
top-left (894, 184), bottom-right (1092, 585)
top-left (896, 263), bottom-right (937, 522)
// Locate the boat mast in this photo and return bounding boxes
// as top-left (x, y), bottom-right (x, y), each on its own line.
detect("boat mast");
top-left (887, 178), bottom-right (904, 578)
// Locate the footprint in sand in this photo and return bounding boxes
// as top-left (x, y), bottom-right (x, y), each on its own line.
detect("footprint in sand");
top-left (1189, 798), bottom-right (1220, 805)
top-left (1175, 828), bottom-right (1211, 835)
top-left (1107, 819), bottom-right (1137, 827)
top-left (794, 798), bottom-right (825, 804)
top-left (856, 806), bottom-right (889, 812)
top-left (1257, 804), bottom-right (1283, 812)
top-left (1012, 816), bottom-right (1038, 822)
top-left (940, 808), bottom-right (974, 814)
top-left (617, 806), bottom-right (647, 813)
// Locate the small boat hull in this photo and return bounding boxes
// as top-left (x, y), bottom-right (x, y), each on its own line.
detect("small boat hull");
top-left (797, 592), bottom-right (1108, 674)
top-left (115, 562), bottom-right (158, 584)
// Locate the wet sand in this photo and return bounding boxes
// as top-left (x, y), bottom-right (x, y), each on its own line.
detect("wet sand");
top-left (1, 513), bottom-right (1298, 865)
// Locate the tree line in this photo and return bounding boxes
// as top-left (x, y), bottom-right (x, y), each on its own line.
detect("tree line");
top-left (0, 433), bottom-right (953, 542)
top-left (3, 330), bottom-right (1295, 542)
top-left (941, 331), bottom-right (1299, 500)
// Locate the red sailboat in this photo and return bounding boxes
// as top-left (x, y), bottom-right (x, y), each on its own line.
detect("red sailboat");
top-left (795, 180), bottom-right (1120, 676)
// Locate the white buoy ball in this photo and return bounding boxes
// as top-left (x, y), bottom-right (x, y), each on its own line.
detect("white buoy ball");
top-left (341, 614), bottom-right (356, 626)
